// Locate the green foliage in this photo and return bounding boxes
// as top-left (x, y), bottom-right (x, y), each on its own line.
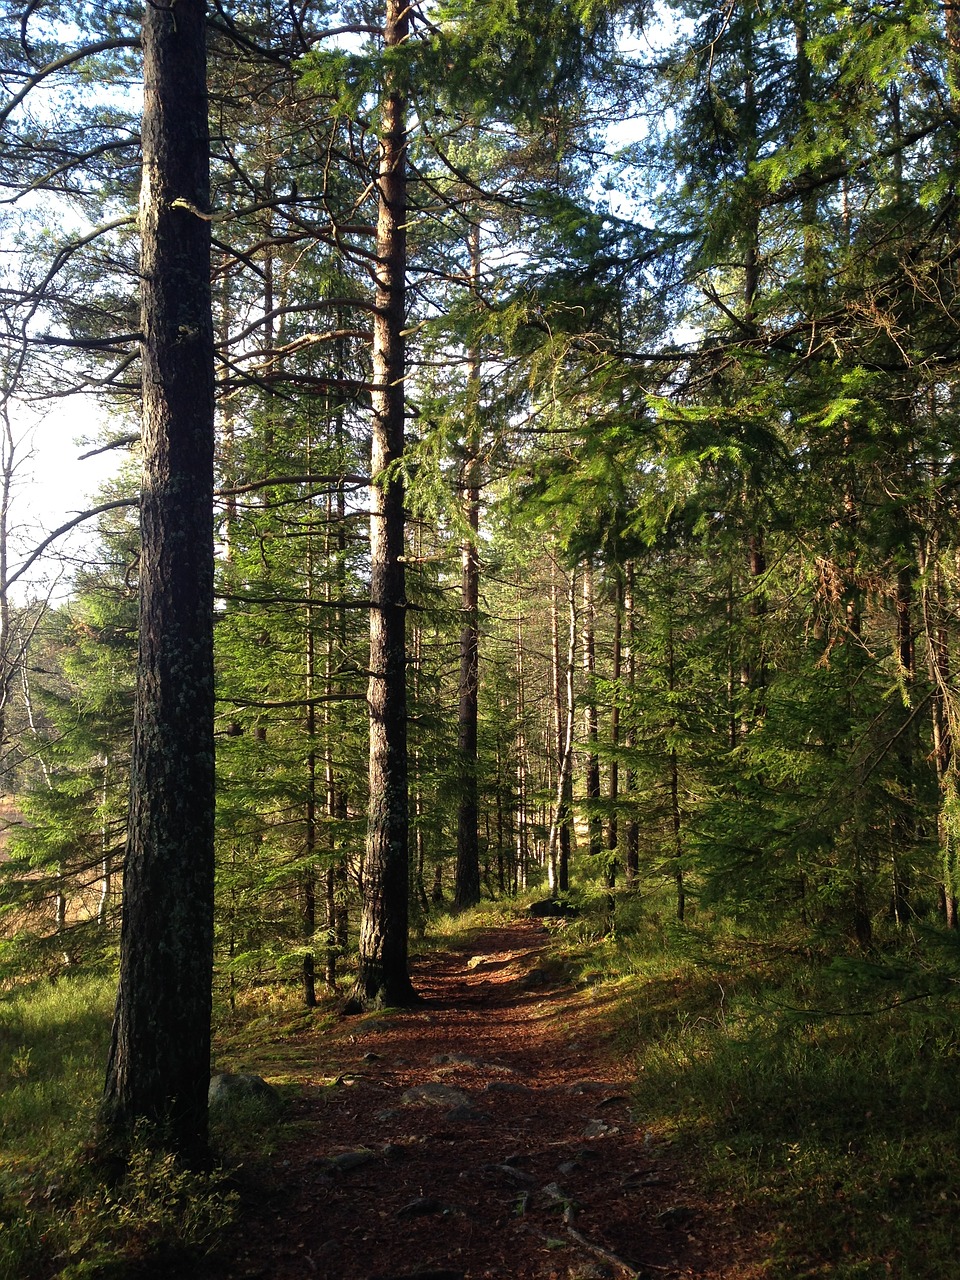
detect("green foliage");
top-left (547, 895), bottom-right (960, 1278)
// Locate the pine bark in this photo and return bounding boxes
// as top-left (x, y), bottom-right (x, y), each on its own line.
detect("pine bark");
top-left (352, 0), bottom-right (416, 1008)
top-left (514, 582), bottom-right (529, 890)
top-left (581, 561), bottom-right (602, 862)
top-left (454, 228), bottom-right (482, 909)
top-left (101, 0), bottom-right (215, 1160)
top-left (623, 563), bottom-right (639, 884)
top-left (547, 565), bottom-right (575, 893)
top-left (605, 575), bottom-right (622, 886)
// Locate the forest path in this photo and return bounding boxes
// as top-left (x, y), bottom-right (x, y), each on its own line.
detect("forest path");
top-left (206, 918), bottom-right (756, 1280)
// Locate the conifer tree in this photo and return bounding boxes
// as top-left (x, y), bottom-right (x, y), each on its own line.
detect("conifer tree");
top-left (100, 0), bottom-right (217, 1159)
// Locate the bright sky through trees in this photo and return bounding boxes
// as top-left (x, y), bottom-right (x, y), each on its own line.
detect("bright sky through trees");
top-left (8, 396), bottom-right (121, 600)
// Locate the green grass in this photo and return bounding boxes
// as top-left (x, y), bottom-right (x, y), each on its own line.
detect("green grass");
top-left (0, 974), bottom-right (113, 1279)
top-left (0, 976), bottom-right (257, 1279)
top-left (545, 892), bottom-right (960, 1279)
top-left (6, 892), bottom-right (960, 1278)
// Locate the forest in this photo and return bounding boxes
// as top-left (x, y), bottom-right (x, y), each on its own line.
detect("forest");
top-left (2, 0), bottom-right (960, 1276)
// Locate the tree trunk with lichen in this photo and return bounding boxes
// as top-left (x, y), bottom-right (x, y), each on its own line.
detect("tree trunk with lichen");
top-left (100, 0), bottom-right (215, 1162)
top-left (350, 0), bottom-right (417, 1010)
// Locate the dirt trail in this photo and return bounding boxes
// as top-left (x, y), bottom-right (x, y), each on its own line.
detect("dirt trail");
top-left (206, 919), bottom-right (754, 1280)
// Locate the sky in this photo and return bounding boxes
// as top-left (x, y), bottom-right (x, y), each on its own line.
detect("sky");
top-left (8, 394), bottom-right (126, 603)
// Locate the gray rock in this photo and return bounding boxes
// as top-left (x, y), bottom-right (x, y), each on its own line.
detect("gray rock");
top-left (582, 1119), bottom-right (619, 1139)
top-left (431, 1052), bottom-right (482, 1067)
top-left (445, 1104), bottom-right (490, 1123)
top-left (395, 1196), bottom-right (444, 1217)
top-left (208, 1072), bottom-right (281, 1114)
top-left (483, 1080), bottom-right (530, 1094)
top-left (516, 967), bottom-right (552, 990)
top-left (330, 1149), bottom-right (375, 1171)
top-left (432, 1052), bottom-right (514, 1074)
top-left (492, 1163), bottom-right (535, 1185)
top-left (401, 1082), bottom-right (470, 1107)
top-left (310, 1148), bottom-right (376, 1175)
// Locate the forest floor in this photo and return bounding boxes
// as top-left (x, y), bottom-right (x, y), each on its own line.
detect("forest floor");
top-left (201, 917), bottom-right (767, 1280)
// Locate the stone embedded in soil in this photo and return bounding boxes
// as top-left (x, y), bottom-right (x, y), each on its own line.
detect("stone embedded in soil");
top-left (323, 1149), bottom-right (375, 1172)
top-left (490, 1163), bottom-right (535, 1185)
top-left (516, 967), bottom-right (552, 990)
top-left (401, 1082), bottom-right (470, 1107)
top-left (582, 1119), bottom-right (619, 1138)
top-left (431, 1052), bottom-right (515, 1074)
top-left (483, 1079), bottom-right (531, 1094)
top-left (444, 1104), bottom-right (490, 1123)
top-left (208, 1072), bottom-right (281, 1115)
top-left (395, 1196), bottom-right (445, 1217)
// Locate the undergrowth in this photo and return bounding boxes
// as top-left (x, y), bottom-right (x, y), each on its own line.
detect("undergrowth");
top-left (547, 888), bottom-right (960, 1279)
top-left (0, 974), bottom-right (280, 1279)
top-left (8, 884), bottom-right (960, 1278)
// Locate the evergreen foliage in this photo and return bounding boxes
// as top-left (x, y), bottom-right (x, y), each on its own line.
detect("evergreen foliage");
top-left (1, 0), bottom-right (960, 1171)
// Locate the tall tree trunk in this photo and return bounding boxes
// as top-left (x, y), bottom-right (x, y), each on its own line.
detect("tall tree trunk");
top-left (740, 532), bottom-right (767, 730)
top-left (623, 563), bottom-right (639, 884)
top-left (410, 530), bottom-right (429, 926)
top-left (666, 614), bottom-right (685, 922)
top-left (605, 574), bottom-right (622, 888)
top-left (514, 578), bottom-right (529, 891)
top-left (454, 225), bottom-right (482, 910)
top-left (325, 406), bottom-right (350, 986)
top-left (547, 565), bottom-right (575, 893)
top-left (922, 536), bottom-right (959, 927)
top-left (101, 0), bottom-right (216, 1160)
top-left (581, 560), bottom-right (602, 862)
top-left (352, 0), bottom-right (416, 1008)
top-left (842, 433), bottom-right (873, 949)
top-left (302, 549), bottom-right (318, 1008)
top-left (98, 754), bottom-right (112, 928)
top-left (892, 560), bottom-right (915, 925)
